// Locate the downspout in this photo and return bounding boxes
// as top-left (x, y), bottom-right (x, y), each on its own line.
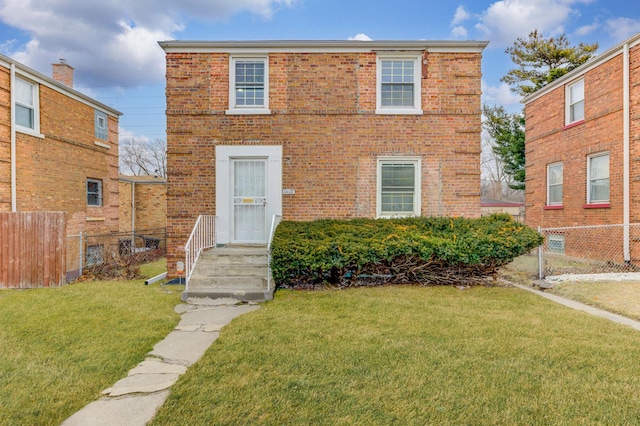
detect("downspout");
top-left (10, 64), bottom-right (16, 212)
top-left (623, 42), bottom-right (630, 263)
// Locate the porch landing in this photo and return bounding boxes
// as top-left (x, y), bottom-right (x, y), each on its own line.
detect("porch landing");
top-left (182, 245), bottom-right (273, 303)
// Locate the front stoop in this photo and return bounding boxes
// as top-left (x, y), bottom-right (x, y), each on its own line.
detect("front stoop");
top-left (182, 245), bottom-right (273, 303)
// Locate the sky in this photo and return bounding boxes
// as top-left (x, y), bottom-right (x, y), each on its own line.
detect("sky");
top-left (0, 0), bottom-right (639, 145)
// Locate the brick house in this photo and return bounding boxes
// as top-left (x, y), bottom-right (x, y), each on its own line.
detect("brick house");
top-left (0, 54), bottom-right (121, 276)
top-left (119, 174), bottom-right (167, 232)
top-left (159, 40), bottom-right (488, 296)
top-left (523, 32), bottom-right (640, 262)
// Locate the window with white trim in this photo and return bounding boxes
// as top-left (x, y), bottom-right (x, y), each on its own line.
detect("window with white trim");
top-left (547, 162), bottom-right (563, 205)
top-left (376, 56), bottom-right (422, 114)
top-left (95, 110), bottom-right (108, 140)
top-left (377, 158), bottom-right (421, 217)
top-left (566, 78), bottom-right (584, 124)
top-left (87, 178), bottom-right (103, 206)
top-left (227, 56), bottom-right (270, 114)
top-left (15, 76), bottom-right (40, 132)
top-left (587, 152), bottom-right (609, 204)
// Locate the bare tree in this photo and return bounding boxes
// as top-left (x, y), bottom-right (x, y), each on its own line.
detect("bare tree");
top-left (119, 137), bottom-right (167, 178)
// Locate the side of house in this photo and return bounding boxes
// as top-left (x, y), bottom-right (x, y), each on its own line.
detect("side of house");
top-left (119, 175), bottom-right (167, 233)
top-left (523, 32), bottom-right (640, 262)
top-left (160, 40), bottom-right (488, 278)
top-left (0, 55), bottom-right (121, 279)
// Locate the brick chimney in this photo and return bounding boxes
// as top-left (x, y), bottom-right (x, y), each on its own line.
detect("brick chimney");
top-left (52, 59), bottom-right (74, 87)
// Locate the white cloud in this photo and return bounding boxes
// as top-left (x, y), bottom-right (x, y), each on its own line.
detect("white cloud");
top-left (348, 33), bottom-right (372, 41)
top-left (474, 0), bottom-right (593, 47)
top-left (574, 21), bottom-right (600, 36)
top-left (451, 26), bottom-right (468, 39)
top-left (451, 5), bottom-right (471, 26)
top-left (482, 81), bottom-right (522, 111)
top-left (0, 0), bottom-right (297, 87)
top-left (604, 17), bottom-right (640, 43)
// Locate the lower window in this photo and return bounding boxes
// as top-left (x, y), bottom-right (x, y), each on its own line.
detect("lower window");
top-left (86, 244), bottom-right (104, 266)
top-left (377, 157), bottom-right (421, 217)
top-left (547, 234), bottom-right (565, 254)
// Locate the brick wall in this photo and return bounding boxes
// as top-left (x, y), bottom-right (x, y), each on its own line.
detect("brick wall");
top-left (119, 178), bottom-right (167, 232)
top-left (525, 42), bottom-right (640, 263)
top-left (0, 63), bottom-right (119, 237)
top-left (165, 49), bottom-right (484, 277)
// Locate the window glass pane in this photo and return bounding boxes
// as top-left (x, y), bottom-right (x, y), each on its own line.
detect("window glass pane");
top-left (570, 80), bottom-right (584, 103)
top-left (549, 164), bottom-right (562, 185)
top-left (235, 60), bottom-right (265, 107)
top-left (87, 180), bottom-right (102, 206)
top-left (15, 78), bottom-right (34, 106)
top-left (590, 179), bottom-right (609, 202)
top-left (590, 154), bottom-right (609, 179)
top-left (15, 104), bottom-right (33, 129)
top-left (94, 110), bottom-right (108, 140)
top-left (570, 100), bottom-right (584, 122)
top-left (381, 163), bottom-right (416, 214)
top-left (549, 185), bottom-right (562, 204)
top-left (381, 84), bottom-right (414, 107)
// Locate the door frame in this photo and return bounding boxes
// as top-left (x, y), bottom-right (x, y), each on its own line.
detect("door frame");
top-left (215, 145), bottom-right (282, 245)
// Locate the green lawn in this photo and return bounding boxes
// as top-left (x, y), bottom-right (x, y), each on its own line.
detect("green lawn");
top-left (0, 259), bottom-right (182, 426)
top-left (151, 286), bottom-right (640, 425)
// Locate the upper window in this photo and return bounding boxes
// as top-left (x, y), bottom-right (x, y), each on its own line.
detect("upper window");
top-left (377, 157), bottom-right (421, 217)
top-left (547, 162), bottom-right (563, 206)
top-left (95, 110), bottom-right (108, 140)
top-left (87, 178), bottom-right (103, 206)
top-left (566, 79), bottom-right (584, 124)
top-left (227, 56), bottom-right (270, 114)
top-left (587, 152), bottom-right (609, 204)
top-left (15, 77), bottom-right (40, 133)
top-left (376, 56), bottom-right (422, 115)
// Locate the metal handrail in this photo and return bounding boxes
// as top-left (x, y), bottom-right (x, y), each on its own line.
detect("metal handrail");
top-left (184, 215), bottom-right (217, 289)
top-left (267, 214), bottom-right (282, 292)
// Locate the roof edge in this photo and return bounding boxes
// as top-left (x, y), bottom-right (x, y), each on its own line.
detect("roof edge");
top-left (158, 39), bottom-right (489, 53)
top-left (0, 53), bottom-right (122, 117)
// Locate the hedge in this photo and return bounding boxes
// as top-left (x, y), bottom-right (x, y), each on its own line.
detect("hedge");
top-left (270, 214), bottom-right (543, 288)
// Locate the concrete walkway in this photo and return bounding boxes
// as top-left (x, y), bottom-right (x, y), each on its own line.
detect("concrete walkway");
top-left (62, 298), bottom-right (260, 426)
top-left (511, 282), bottom-right (640, 331)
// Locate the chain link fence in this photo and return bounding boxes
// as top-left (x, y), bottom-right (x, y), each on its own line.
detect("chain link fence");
top-left (508, 224), bottom-right (640, 280)
top-left (66, 228), bottom-right (166, 281)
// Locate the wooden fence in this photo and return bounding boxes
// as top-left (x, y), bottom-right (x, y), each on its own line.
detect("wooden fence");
top-left (0, 212), bottom-right (66, 289)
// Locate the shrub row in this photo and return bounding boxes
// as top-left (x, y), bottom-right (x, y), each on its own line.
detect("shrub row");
top-left (270, 214), bottom-right (543, 288)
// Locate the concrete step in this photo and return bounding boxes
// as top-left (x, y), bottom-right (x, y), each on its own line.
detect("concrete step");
top-left (186, 245), bottom-right (271, 303)
top-left (192, 263), bottom-right (268, 277)
top-left (188, 276), bottom-right (266, 289)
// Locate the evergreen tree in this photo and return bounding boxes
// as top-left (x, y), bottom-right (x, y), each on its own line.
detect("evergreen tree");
top-left (483, 104), bottom-right (526, 191)
top-left (501, 30), bottom-right (598, 96)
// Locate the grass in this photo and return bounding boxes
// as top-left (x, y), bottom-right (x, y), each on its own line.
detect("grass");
top-left (0, 258), bottom-right (182, 426)
top-left (551, 281), bottom-right (640, 321)
top-left (151, 286), bottom-right (640, 425)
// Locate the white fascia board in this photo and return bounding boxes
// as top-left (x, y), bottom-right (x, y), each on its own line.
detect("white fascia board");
top-left (158, 40), bottom-right (489, 54)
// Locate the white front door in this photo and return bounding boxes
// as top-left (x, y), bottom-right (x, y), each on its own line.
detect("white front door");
top-left (215, 146), bottom-right (282, 245)
top-left (232, 159), bottom-right (267, 243)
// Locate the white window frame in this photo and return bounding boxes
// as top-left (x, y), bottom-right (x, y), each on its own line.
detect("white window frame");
top-left (587, 152), bottom-right (609, 204)
top-left (547, 162), bottom-right (563, 206)
top-left (227, 56), bottom-right (270, 115)
top-left (565, 78), bottom-right (584, 125)
top-left (14, 76), bottom-right (41, 135)
top-left (95, 110), bottom-right (108, 141)
top-left (376, 55), bottom-right (422, 115)
top-left (87, 178), bottom-right (103, 207)
top-left (377, 157), bottom-right (421, 218)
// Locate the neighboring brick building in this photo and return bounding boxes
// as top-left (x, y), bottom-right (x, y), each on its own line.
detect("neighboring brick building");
top-left (159, 40), bottom-right (488, 278)
top-left (119, 175), bottom-right (167, 233)
top-left (0, 54), bottom-right (121, 271)
top-left (523, 32), bottom-right (640, 262)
